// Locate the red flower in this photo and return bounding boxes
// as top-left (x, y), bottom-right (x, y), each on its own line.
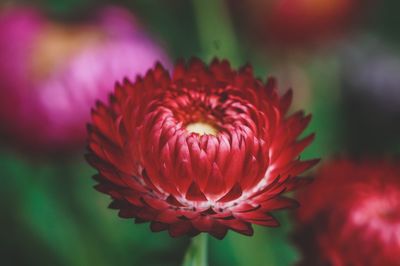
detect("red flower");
top-left (266, 0), bottom-right (360, 45)
top-left (229, 0), bottom-right (368, 48)
top-left (295, 159), bottom-right (400, 265)
top-left (87, 58), bottom-right (318, 239)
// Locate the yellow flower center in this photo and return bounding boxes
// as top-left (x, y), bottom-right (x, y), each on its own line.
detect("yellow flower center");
top-left (186, 122), bottom-right (218, 136)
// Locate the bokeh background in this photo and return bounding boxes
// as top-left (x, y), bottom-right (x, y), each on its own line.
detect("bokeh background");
top-left (1, 0), bottom-right (400, 265)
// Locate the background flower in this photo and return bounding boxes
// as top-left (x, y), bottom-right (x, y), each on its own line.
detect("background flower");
top-left (295, 159), bottom-right (400, 266)
top-left (0, 6), bottom-right (169, 152)
top-left (87, 58), bottom-right (318, 239)
top-left (228, 0), bottom-right (370, 50)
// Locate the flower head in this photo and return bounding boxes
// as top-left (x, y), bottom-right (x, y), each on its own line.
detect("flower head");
top-left (87, 58), bottom-right (318, 239)
top-left (295, 159), bottom-right (400, 265)
top-left (0, 6), bottom-right (169, 152)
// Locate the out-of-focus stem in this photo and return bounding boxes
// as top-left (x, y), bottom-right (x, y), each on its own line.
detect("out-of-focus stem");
top-left (182, 234), bottom-right (208, 266)
top-left (192, 0), bottom-right (241, 64)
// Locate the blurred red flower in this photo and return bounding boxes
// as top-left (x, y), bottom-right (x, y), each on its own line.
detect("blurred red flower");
top-left (230, 0), bottom-right (366, 49)
top-left (0, 7), bottom-right (169, 152)
top-left (87, 58), bottom-right (318, 239)
top-left (295, 159), bottom-right (400, 266)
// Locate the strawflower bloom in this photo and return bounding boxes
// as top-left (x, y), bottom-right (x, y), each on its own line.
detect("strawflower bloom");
top-left (295, 159), bottom-right (400, 266)
top-left (87, 58), bottom-right (318, 239)
top-left (0, 6), bottom-right (169, 151)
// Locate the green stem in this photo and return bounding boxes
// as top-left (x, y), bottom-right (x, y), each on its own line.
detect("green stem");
top-left (182, 234), bottom-right (208, 266)
top-left (192, 0), bottom-right (241, 64)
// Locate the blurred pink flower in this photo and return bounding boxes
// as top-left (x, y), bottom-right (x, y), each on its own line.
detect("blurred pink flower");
top-left (0, 6), bottom-right (170, 152)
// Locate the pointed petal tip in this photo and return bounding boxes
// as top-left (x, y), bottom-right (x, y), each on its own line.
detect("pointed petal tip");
top-left (186, 182), bottom-right (208, 202)
top-left (266, 76), bottom-right (278, 87)
top-left (210, 229), bottom-right (228, 240)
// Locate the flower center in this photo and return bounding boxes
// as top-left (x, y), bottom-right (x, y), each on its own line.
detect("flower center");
top-left (186, 122), bottom-right (218, 136)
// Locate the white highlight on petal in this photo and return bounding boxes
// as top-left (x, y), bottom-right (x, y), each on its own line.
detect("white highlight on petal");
top-left (351, 194), bottom-right (400, 245)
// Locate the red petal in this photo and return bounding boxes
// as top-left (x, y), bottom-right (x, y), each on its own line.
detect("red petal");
top-left (280, 89), bottom-right (293, 114)
top-left (168, 221), bottom-right (194, 237)
top-left (219, 219), bottom-right (253, 236)
top-left (186, 182), bottom-right (208, 202)
top-left (235, 211), bottom-right (280, 227)
top-left (150, 221), bottom-right (168, 232)
top-left (217, 183), bottom-right (243, 203)
top-left (204, 163), bottom-right (226, 200)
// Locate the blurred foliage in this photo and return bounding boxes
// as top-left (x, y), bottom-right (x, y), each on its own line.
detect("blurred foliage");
top-left (1, 0), bottom-right (400, 265)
